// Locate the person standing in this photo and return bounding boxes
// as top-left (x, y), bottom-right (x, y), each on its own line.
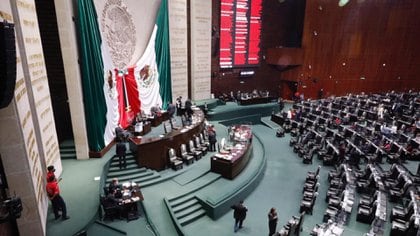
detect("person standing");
top-left (277, 97), bottom-right (284, 112)
top-left (46, 175), bottom-right (69, 220)
top-left (231, 200), bottom-right (248, 232)
top-left (176, 96), bottom-right (183, 116)
top-left (47, 165), bottom-right (56, 181)
top-left (203, 102), bottom-right (209, 117)
top-left (116, 139), bottom-right (127, 169)
top-left (184, 98), bottom-right (193, 120)
top-left (208, 125), bottom-right (217, 152)
top-left (268, 207), bottom-right (278, 236)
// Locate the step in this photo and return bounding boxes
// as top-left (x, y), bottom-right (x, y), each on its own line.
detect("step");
top-left (169, 195), bottom-right (196, 208)
top-left (60, 148), bottom-right (76, 154)
top-left (175, 204), bottom-right (203, 220)
top-left (110, 156), bottom-right (136, 164)
top-left (108, 162), bottom-right (139, 172)
top-left (106, 171), bottom-right (154, 184)
top-left (60, 153), bottom-right (76, 159)
top-left (178, 209), bottom-right (206, 226)
top-left (133, 173), bottom-right (161, 184)
top-left (172, 198), bottom-right (199, 214)
top-left (59, 141), bottom-right (75, 148)
top-left (139, 175), bottom-right (170, 188)
top-left (109, 159), bottom-right (137, 167)
top-left (107, 167), bottom-right (147, 178)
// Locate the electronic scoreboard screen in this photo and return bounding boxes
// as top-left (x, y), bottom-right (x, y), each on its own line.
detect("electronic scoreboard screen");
top-left (219, 0), bottom-right (262, 68)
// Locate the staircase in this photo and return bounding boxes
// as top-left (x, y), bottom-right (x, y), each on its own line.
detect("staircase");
top-left (168, 195), bottom-right (206, 227)
top-left (105, 153), bottom-right (160, 186)
top-left (59, 140), bottom-right (76, 159)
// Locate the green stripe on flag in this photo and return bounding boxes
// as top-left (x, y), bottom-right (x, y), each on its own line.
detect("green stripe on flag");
top-left (77, 0), bottom-right (106, 152)
top-left (155, 0), bottom-right (172, 109)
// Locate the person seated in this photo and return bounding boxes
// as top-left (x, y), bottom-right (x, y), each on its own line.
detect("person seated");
top-left (230, 91), bottom-right (236, 102)
top-left (106, 190), bottom-right (121, 206)
top-left (150, 104), bottom-right (161, 117)
top-left (334, 117), bottom-right (342, 126)
top-left (108, 178), bottom-right (121, 195)
top-left (136, 110), bottom-right (147, 122)
top-left (382, 141), bottom-right (391, 153)
top-left (390, 122), bottom-right (398, 134)
top-left (342, 114), bottom-right (350, 125)
top-left (285, 109), bottom-right (291, 120)
top-left (380, 125), bottom-right (392, 136)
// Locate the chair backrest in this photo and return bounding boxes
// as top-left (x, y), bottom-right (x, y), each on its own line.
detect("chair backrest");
top-left (169, 148), bottom-right (176, 159)
top-left (220, 138), bottom-right (226, 150)
top-left (195, 136), bottom-right (201, 146)
top-left (181, 144), bottom-right (187, 154)
top-left (189, 140), bottom-right (195, 151)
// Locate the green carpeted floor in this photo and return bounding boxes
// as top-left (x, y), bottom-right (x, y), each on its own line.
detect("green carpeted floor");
top-left (47, 101), bottom-right (419, 236)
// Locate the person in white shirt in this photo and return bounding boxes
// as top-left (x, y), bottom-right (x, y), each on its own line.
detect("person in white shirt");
top-left (287, 109), bottom-right (292, 119)
top-left (377, 104), bottom-right (384, 120)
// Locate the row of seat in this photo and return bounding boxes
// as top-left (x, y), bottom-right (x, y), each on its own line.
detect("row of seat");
top-left (390, 190), bottom-right (420, 236)
top-left (324, 164), bottom-right (355, 225)
top-left (286, 92), bottom-right (419, 166)
top-left (168, 133), bottom-right (209, 170)
top-left (277, 212), bottom-right (305, 236)
top-left (299, 166), bottom-right (320, 215)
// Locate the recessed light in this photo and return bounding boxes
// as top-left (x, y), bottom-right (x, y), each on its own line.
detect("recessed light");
top-left (382, 63), bottom-right (386, 67)
top-left (342, 62), bottom-right (346, 66)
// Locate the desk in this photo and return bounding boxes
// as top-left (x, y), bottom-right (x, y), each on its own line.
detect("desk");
top-left (312, 222), bottom-right (344, 236)
top-left (118, 182), bottom-right (143, 221)
top-left (129, 109), bottom-right (205, 171)
top-left (148, 111), bottom-right (170, 127)
top-left (211, 125), bottom-right (253, 179)
top-left (237, 96), bottom-right (274, 105)
top-left (129, 121), bottom-right (151, 136)
top-left (271, 113), bottom-right (284, 125)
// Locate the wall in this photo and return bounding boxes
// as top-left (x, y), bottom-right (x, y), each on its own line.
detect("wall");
top-left (281, 0), bottom-right (420, 98)
top-left (210, 0), bottom-right (304, 98)
top-left (0, 0), bottom-right (62, 234)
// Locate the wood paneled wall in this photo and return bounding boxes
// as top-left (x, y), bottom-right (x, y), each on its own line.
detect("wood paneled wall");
top-left (282, 0), bottom-right (420, 99)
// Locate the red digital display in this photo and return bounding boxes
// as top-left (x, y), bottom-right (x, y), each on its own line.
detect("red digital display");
top-left (220, 0), bottom-right (262, 68)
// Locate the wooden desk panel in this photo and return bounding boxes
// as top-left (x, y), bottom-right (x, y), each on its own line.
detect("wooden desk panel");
top-left (149, 111), bottom-right (170, 127)
top-left (237, 96), bottom-right (274, 105)
top-left (211, 144), bottom-right (253, 180)
top-left (129, 110), bottom-right (204, 171)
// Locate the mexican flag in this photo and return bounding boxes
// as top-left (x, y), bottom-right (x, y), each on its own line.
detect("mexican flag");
top-left (77, 0), bottom-right (171, 152)
top-left (104, 0), bottom-right (172, 144)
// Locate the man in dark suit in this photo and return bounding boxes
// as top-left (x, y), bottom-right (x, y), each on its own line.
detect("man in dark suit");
top-left (184, 99), bottom-right (193, 119)
top-left (231, 200), bottom-right (248, 232)
top-left (167, 102), bottom-right (176, 118)
top-left (116, 140), bottom-right (127, 169)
